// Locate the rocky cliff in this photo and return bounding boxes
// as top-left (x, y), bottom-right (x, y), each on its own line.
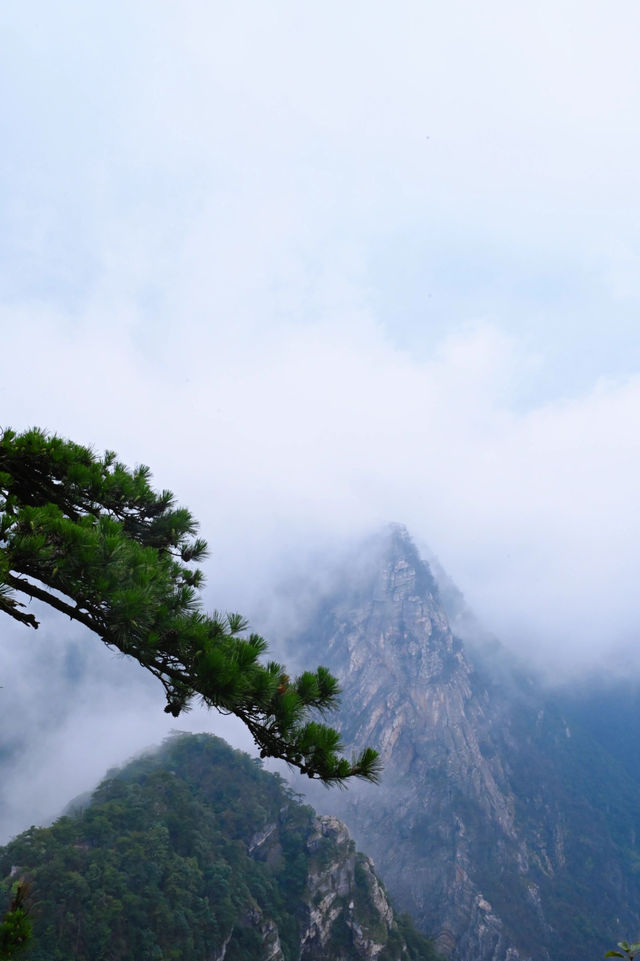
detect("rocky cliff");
top-left (289, 526), bottom-right (640, 961)
top-left (0, 732), bottom-right (438, 961)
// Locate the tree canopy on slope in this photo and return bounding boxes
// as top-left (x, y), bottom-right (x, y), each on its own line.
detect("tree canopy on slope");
top-left (0, 734), bottom-right (436, 961)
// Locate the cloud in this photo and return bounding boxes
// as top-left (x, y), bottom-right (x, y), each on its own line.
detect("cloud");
top-left (3, 0), bottom-right (640, 833)
top-left (0, 610), bottom-right (254, 844)
top-left (4, 313), bottom-right (640, 672)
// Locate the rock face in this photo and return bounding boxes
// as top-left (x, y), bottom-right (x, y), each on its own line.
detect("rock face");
top-left (247, 807), bottom-right (409, 961)
top-left (291, 526), bottom-right (640, 961)
top-left (300, 815), bottom-right (397, 961)
top-left (0, 732), bottom-right (438, 961)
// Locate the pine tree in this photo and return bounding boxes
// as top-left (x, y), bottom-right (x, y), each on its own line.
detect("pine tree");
top-left (0, 428), bottom-right (379, 785)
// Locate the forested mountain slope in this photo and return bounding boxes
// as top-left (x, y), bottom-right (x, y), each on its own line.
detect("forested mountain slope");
top-left (0, 733), bottom-right (438, 961)
top-left (289, 526), bottom-right (640, 961)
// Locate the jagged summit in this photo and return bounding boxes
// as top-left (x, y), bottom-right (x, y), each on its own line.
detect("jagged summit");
top-left (376, 523), bottom-right (441, 602)
top-left (294, 525), bottom-right (462, 772)
top-left (290, 529), bottom-right (640, 961)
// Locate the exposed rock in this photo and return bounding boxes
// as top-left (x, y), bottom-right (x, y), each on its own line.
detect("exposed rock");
top-left (300, 813), bottom-right (400, 960)
top-left (290, 525), bottom-right (640, 961)
top-left (239, 905), bottom-right (286, 961)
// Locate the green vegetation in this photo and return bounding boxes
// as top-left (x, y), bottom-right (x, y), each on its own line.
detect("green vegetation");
top-left (0, 881), bottom-right (31, 959)
top-left (0, 427), bottom-right (379, 785)
top-left (607, 943), bottom-right (640, 960)
top-left (0, 734), bottom-right (436, 961)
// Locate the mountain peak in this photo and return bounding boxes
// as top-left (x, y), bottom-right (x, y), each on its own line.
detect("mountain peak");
top-left (377, 523), bottom-right (441, 602)
top-left (294, 526), bottom-right (466, 773)
top-left (292, 532), bottom-right (640, 961)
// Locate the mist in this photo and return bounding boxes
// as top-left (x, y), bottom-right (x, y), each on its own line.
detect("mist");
top-left (2, 0), bottom-right (640, 840)
top-left (6, 319), bottom-right (639, 672)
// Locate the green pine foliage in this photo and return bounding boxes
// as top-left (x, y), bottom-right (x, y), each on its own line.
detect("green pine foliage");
top-left (0, 735), bottom-right (435, 961)
top-left (0, 427), bottom-right (379, 785)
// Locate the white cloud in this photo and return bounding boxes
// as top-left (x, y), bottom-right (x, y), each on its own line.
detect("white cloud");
top-left (4, 311), bottom-right (640, 670)
top-left (3, 0), bottom-right (640, 831)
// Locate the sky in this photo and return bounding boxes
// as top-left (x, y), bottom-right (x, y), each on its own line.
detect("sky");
top-left (2, 0), bottom-right (640, 839)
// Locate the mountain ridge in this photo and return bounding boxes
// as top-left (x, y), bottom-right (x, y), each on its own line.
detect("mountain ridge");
top-left (287, 525), bottom-right (640, 961)
top-left (0, 732), bottom-right (439, 961)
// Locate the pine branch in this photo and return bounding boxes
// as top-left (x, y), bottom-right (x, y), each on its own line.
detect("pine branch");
top-left (4, 573), bottom-right (99, 634)
top-left (0, 594), bottom-right (39, 629)
top-left (0, 428), bottom-right (382, 785)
